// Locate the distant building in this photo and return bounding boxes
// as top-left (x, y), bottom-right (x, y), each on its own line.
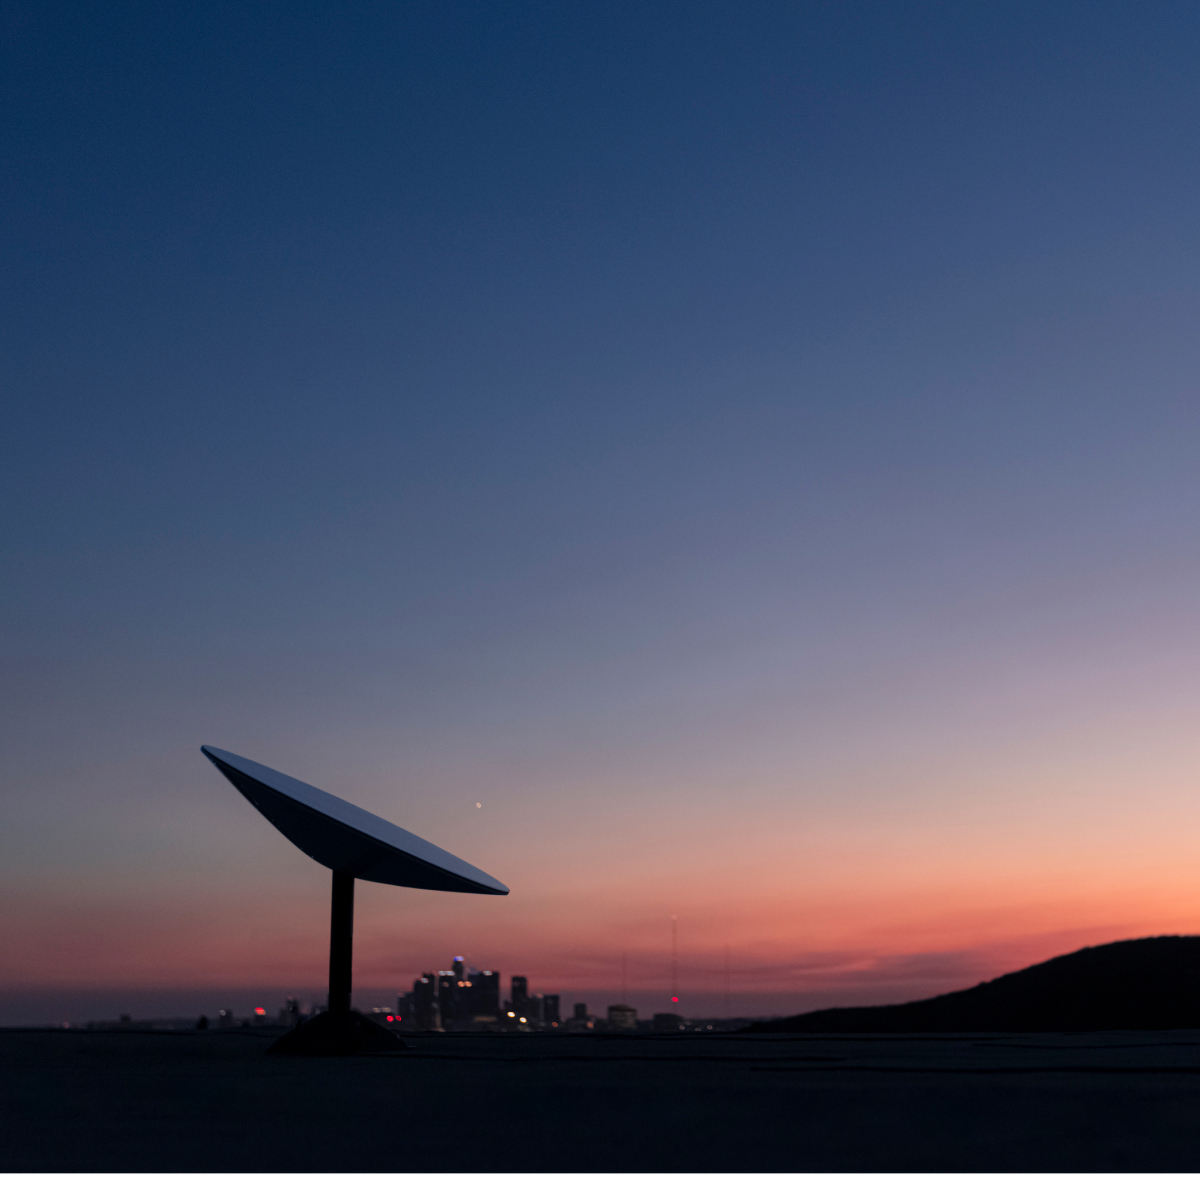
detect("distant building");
top-left (437, 970), bottom-right (459, 1022)
top-left (218, 1009), bottom-right (234, 1029)
top-left (608, 1004), bottom-right (637, 1030)
top-left (411, 959), bottom-right (503, 1028)
top-left (653, 1012), bottom-right (683, 1033)
top-left (391, 960), bottom-right (554, 1031)
top-left (475, 970), bottom-right (500, 1017)
top-left (511, 975), bottom-right (528, 1017)
top-left (413, 973), bottom-right (440, 1030)
top-left (573, 1002), bottom-right (587, 1020)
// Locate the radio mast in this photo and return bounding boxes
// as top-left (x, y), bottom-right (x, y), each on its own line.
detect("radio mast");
top-left (671, 915), bottom-right (679, 1006)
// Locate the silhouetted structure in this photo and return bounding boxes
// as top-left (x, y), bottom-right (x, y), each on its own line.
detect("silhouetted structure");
top-left (475, 969), bottom-right (501, 1017)
top-left (395, 960), bottom-right (570, 1029)
top-left (413, 973), bottom-right (440, 1031)
top-left (437, 970), bottom-right (458, 1022)
top-left (200, 746), bottom-right (506, 1055)
top-left (443, 965), bottom-right (502, 1028)
top-left (608, 1003), bottom-right (637, 1030)
top-left (512, 975), bottom-right (529, 1017)
top-left (653, 1012), bottom-right (683, 1032)
top-left (749, 937), bottom-right (1200, 1033)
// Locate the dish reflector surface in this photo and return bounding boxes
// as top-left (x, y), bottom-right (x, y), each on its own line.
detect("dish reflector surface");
top-left (201, 746), bottom-right (508, 895)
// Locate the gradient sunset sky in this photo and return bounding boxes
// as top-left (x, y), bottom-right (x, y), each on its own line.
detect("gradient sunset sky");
top-left (5, 1), bottom-right (1200, 1024)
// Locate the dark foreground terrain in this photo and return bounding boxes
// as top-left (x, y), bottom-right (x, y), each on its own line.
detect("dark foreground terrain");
top-left (8, 1026), bottom-right (1200, 1171)
top-left (756, 936), bottom-right (1200, 1034)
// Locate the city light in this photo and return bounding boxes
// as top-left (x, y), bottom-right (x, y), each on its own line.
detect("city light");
top-left (395, 956), bottom-right (721, 1033)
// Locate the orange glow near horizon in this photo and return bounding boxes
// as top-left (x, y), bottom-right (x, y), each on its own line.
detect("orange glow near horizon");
top-left (8, 673), bottom-right (1200, 1019)
top-left (6, 842), bottom-right (1200, 1017)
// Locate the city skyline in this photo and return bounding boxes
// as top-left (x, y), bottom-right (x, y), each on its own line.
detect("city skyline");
top-left (11, 941), bottom-right (746, 1028)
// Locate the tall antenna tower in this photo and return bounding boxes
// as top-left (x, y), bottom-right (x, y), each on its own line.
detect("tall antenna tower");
top-left (724, 944), bottom-right (730, 1018)
top-left (621, 952), bottom-right (627, 1005)
top-left (670, 914), bottom-right (679, 1006)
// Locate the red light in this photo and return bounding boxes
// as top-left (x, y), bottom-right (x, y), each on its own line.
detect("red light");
top-left (671, 997), bottom-right (679, 1003)
top-left (254, 1007), bottom-right (265, 1015)
top-left (386, 1015), bottom-right (394, 1021)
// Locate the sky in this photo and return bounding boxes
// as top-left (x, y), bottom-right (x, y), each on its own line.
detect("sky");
top-left (4, 0), bottom-right (1200, 1025)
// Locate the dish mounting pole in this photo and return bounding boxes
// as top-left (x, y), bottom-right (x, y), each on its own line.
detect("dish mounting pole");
top-left (329, 871), bottom-right (354, 1016)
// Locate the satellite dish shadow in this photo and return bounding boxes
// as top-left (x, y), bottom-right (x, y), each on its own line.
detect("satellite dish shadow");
top-left (201, 746), bottom-right (508, 1056)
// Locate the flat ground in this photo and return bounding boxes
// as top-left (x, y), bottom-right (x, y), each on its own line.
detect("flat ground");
top-left (7, 1026), bottom-right (1200, 1171)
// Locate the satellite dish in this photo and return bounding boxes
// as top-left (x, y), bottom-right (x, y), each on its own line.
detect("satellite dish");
top-left (201, 746), bottom-right (508, 894)
top-left (201, 746), bottom-right (508, 1054)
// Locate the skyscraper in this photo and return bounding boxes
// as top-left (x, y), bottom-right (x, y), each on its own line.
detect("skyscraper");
top-left (413, 973), bottom-right (440, 1031)
top-left (474, 969), bottom-right (500, 1017)
top-left (437, 970), bottom-right (459, 1023)
top-left (511, 975), bottom-right (528, 1017)
top-left (543, 995), bottom-right (560, 1026)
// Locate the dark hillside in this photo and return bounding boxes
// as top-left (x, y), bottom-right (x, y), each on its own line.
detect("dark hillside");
top-left (751, 936), bottom-right (1200, 1032)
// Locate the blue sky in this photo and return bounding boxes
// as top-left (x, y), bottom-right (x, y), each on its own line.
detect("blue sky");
top-left (4, 1), bottom-right (1200, 1023)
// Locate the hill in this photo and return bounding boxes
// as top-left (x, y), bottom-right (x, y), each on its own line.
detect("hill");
top-left (749, 936), bottom-right (1200, 1032)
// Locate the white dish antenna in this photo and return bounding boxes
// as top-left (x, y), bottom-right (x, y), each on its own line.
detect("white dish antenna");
top-left (200, 745), bottom-right (508, 1054)
top-left (201, 746), bottom-right (507, 894)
